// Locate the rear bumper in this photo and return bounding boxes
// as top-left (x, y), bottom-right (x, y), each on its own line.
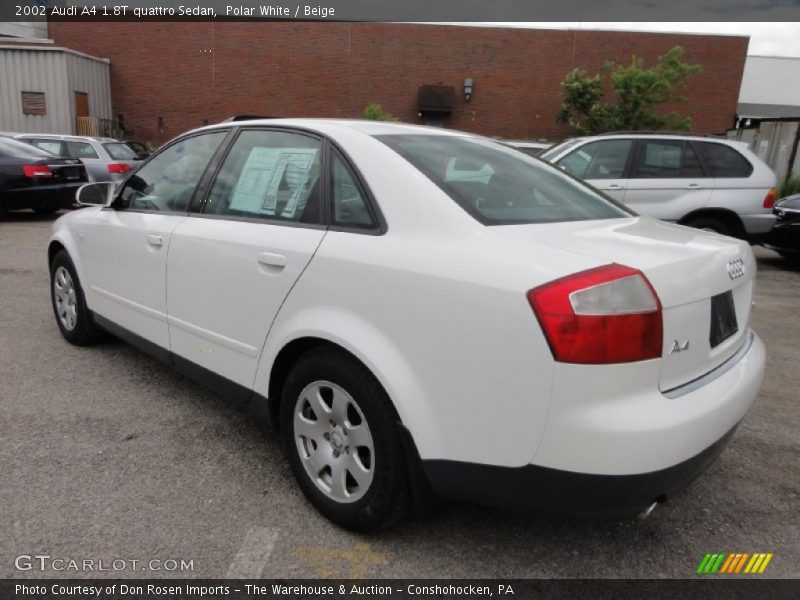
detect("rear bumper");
top-left (423, 425), bottom-right (737, 519)
top-left (740, 212), bottom-right (776, 235)
top-left (421, 330), bottom-right (765, 518)
top-left (4, 184), bottom-right (82, 211)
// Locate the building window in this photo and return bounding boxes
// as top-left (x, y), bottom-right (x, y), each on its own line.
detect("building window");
top-left (21, 91), bottom-right (46, 116)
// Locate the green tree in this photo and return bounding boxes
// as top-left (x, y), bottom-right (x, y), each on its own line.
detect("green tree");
top-left (362, 103), bottom-right (398, 121)
top-left (556, 46), bottom-right (702, 135)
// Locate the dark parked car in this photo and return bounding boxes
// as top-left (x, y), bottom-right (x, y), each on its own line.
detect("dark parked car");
top-left (762, 194), bottom-right (800, 263)
top-left (0, 136), bottom-right (88, 219)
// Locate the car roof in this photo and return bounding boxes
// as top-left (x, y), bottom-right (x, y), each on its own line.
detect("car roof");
top-left (14, 133), bottom-right (118, 143)
top-left (191, 118), bottom-right (476, 139)
top-left (573, 132), bottom-right (732, 144)
top-left (503, 140), bottom-right (550, 147)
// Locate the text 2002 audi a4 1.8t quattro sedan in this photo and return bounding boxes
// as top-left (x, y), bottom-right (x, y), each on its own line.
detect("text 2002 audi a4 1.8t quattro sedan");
top-left (48, 119), bottom-right (765, 531)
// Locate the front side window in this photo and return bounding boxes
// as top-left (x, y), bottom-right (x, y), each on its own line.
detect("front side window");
top-left (65, 141), bottom-right (99, 159)
top-left (376, 134), bottom-right (631, 225)
top-left (696, 142), bottom-right (754, 178)
top-left (557, 140), bottom-right (632, 179)
top-left (117, 131), bottom-right (227, 212)
top-left (203, 130), bottom-right (322, 224)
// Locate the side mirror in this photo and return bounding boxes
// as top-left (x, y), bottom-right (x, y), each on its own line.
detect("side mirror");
top-left (76, 182), bottom-right (115, 207)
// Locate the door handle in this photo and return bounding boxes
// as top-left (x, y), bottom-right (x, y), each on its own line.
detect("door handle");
top-left (257, 252), bottom-right (287, 268)
top-left (686, 183), bottom-right (704, 189)
top-left (146, 235), bottom-right (163, 248)
top-left (605, 184), bottom-right (624, 190)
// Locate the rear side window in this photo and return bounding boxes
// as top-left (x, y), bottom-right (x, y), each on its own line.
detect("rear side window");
top-left (103, 142), bottom-right (139, 160)
top-left (65, 141), bottom-right (99, 159)
top-left (26, 139), bottom-right (65, 156)
top-left (376, 134), bottom-right (630, 225)
top-left (630, 140), bottom-right (682, 178)
top-left (203, 130), bottom-right (322, 224)
top-left (682, 143), bottom-right (705, 178)
top-left (557, 139), bottom-right (632, 179)
top-left (0, 137), bottom-right (54, 158)
top-left (630, 140), bottom-right (708, 178)
top-left (331, 152), bottom-right (376, 228)
top-left (696, 142), bottom-right (754, 178)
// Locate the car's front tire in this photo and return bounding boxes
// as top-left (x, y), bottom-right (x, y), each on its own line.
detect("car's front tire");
top-left (50, 250), bottom-right (104, 345)
top-left (281, 347), bottom-right (410, 532)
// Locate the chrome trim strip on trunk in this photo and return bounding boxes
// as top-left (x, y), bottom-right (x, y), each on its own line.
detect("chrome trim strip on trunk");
top-left (662, 330), bottom-right (756, 399)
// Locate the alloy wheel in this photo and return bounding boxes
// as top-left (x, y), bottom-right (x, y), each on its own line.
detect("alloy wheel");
top-left (293, 380), bottom-right (375, 503)
top-left (53, 266), bottom-right (78, 331)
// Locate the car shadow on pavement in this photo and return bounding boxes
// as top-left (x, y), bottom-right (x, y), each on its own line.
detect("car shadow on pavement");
top-left (1, 209), bottom-right (70, 223)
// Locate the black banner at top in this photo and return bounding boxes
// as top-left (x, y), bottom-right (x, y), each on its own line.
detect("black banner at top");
top-left (4, 0), bottom-right (800, 23)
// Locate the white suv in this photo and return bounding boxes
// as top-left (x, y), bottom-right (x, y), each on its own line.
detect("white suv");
top-left (541, 134), bottom-right (777, 239)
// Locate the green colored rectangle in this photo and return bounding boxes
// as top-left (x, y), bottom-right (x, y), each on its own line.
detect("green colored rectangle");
top-left (710, 553), bottom-right (727, 573)
top-left (697, 554), bottom-right (712, 574)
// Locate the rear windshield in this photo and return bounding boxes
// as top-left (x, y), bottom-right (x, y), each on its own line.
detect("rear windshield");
top-left (0, 137), bottom-right (54, 158)
top-left (103, 142), bottom-right (139, 160)
top-left (375, 134), bottom-right (631, 225)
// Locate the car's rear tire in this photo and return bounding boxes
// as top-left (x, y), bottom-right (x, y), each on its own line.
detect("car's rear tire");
top-left (281, 347), bottom-right (410, 532)
top-left (50, 250), bottom-right (104, 345)
top-left (684, 217), bottom-right (732, 237)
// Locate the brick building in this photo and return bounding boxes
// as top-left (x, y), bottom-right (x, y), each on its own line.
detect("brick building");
top-left (48, 22), bottom-right (748, 145)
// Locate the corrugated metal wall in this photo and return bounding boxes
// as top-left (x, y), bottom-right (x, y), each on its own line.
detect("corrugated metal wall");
top-left (729, 121), bottom-right (800, 183)
top-left (66, 52), bottom-right (112, 122)
top-left (0, 47), bottom-right (110, 135)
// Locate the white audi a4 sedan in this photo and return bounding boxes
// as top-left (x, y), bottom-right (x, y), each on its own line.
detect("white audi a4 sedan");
top-left (48, 119), bottom-right (766, 531)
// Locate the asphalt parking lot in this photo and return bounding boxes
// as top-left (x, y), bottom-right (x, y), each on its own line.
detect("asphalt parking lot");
top-left (0, 210), bottom-right (797, 580)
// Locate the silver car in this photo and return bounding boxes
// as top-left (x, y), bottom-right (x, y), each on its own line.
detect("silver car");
top-left (541, 133), bottom-right (777, 239)
top-left (14, 134), bottom-right (140, 183)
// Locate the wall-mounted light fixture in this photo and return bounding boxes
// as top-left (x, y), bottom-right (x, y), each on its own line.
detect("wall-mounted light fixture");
top-left (464, 78), bottom-right (474, 102)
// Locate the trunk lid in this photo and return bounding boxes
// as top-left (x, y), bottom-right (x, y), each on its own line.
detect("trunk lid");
top-left (494, 216), bottom-right (756, 391)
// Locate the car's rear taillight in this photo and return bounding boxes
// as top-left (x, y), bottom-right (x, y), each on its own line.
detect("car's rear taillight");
top-left (527, 264), bottom-right (663, 364)
top-left (107, 163), bottom-right (132, 174)
top-left (22, 165), bottom-right (53, 178)
top-left (763, 187), bottom-right (777, 209)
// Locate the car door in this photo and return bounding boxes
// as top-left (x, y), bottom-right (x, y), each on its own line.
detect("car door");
top-left (623, 139), bottom-right (712, 220)
top-left (165, 128), bottom-right (328, 391)
top-left (79, 130), bottom-right (229, 350)
top-left (555, 139), bottom-right (632, 202)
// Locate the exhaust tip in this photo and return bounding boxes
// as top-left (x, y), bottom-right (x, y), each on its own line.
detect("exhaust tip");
top-left (638, 501), bottom-right (659, 520)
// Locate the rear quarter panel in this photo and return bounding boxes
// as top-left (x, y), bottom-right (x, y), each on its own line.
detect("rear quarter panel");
top-left (254, 227), bottom-right (607, 467)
